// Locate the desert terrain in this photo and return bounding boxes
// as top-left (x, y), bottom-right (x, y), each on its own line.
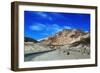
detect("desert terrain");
top-left (24, 29), bottom-right (90, 61)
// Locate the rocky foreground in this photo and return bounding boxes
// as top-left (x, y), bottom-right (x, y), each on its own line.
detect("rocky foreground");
top-left (24, 29), bottom-right (90, 61)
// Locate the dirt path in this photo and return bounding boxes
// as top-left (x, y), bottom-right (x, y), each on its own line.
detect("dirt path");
top-left (24, 48), bottom-right (90, 62)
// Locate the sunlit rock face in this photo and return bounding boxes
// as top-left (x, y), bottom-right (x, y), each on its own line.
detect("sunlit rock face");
top-left (41, 29), bottom-right (90, 45)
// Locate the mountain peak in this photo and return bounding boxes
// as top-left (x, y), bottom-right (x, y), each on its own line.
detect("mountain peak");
top-left (41, 29), bottom-right (89, 45)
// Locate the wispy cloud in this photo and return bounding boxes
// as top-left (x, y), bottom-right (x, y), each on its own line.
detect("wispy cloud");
top-left (64, 26), bottom-right (72, 29)
top-left (30, 23), bottom-right (62, 37)
top-left (30, 23), bottom-right (46, 31)
top-left (36, 12), bottom-right (53, 20)
top-left (37, 12), bottom-right (47, 18)
top-left (51, 24), bottom-right (62, 32)
top-left (45, 24), bottom-right (62, 34)
top-left (30, 23), bottom-right (72, 37)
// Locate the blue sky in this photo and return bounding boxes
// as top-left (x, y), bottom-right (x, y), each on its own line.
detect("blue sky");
top-left (24, 11), bottom-right (90, 40)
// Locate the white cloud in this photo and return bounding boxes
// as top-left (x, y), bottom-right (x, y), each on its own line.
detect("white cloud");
top-left (30, 23), bottom-right (46, 31)
top-left (37, 12), bottom-right (53, 21)
top-left (46, 24), bottom-right (62, 33)
top-left (37, 12), bottom-right (47, 18)
top-left (30, 23), bottom-right (72, 34)
top-left (64, 26), bottom-right (72, 29)
top-left (53, 24), bottom-right (62, 32)
top-left (30, 23), bottom-right (72, 37)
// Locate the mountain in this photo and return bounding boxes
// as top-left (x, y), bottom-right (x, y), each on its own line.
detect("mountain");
top-left (24, 29), bottom-right (90, 61)
top-left (24, 37), bottom-right (38, 43)
top-left (70, 33), bottom-right (90, 47)
top-left (41, 29), bottom-right (90, 45)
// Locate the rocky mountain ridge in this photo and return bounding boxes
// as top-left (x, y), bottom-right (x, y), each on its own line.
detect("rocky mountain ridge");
top-left (40, 29), bottom-right (90, 46)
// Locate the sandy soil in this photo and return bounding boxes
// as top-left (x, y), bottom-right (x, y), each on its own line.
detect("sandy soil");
top-left (24, 48), bottom-right (90, 61)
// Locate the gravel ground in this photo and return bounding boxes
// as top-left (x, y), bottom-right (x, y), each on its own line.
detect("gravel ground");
top-left (24, 48), bottom-right (90, 62)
